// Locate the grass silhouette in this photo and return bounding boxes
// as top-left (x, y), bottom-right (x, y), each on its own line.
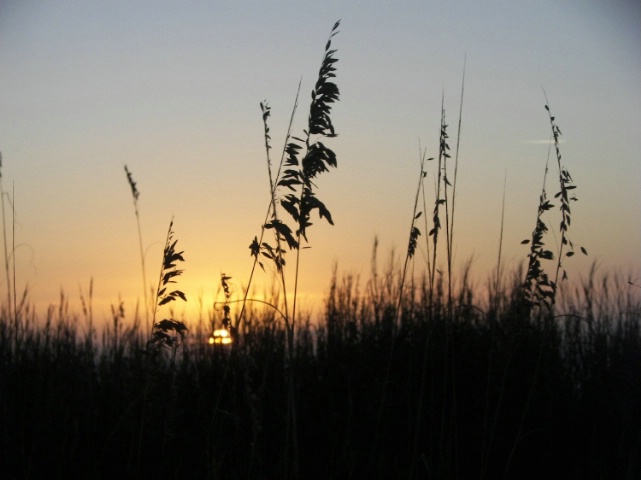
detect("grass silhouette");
top-left (0, 263), bottom-right (639, 478)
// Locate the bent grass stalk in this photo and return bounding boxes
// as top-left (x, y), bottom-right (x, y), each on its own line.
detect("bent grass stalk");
top-left (521, 97), bottom-right (587, 311)
top-left (542, 94), bottom-right (588, 291)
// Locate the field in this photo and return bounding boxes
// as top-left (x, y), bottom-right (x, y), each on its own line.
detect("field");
top-left (1, 266), bottom-right (640, 479)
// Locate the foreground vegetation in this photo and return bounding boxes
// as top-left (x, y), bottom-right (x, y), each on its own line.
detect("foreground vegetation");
top-left (0, 266), bottom-right (639, 479)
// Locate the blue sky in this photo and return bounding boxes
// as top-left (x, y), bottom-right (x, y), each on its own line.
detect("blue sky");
top-left (1, 0), bottom-right (639, 322)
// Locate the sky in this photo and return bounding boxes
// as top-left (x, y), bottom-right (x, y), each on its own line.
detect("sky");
top-left (0, 0), bottom-right (639, 326)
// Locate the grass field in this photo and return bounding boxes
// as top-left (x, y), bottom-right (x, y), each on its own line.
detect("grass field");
top-left (0, 266), bottom-right (639, 479)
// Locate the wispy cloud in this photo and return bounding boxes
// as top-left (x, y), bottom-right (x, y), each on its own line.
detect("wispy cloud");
top-left (524, 139), bottom-right (567, 145)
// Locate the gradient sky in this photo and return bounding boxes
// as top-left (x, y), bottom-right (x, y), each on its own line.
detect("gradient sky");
top-left (1, 0), bottom-right (639, 325)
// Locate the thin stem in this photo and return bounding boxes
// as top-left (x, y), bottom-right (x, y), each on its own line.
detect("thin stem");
top-left (447, 59), bottom-right (466, 310)
top-left (124, 165), bottom-right (149, 335)
top-left (12, 183), bottom-right (17, 340)
top-left (430, 94), bottom-right (446, 307)
top-left (494, 169), bottom-right (507, 312)
top-left (420, 163), bottom-right (433, 291)
top-left (134, 204), bottom-right (149, 335)
top-left (543, 92), bottom-right (574, 298)
top-left (399, 147), bottom-right (427, 321)
top-left (0, 154), bottom-right (11, 315)
top-left (443, 109), bottom-right (452, 311)
top-left (152, 219), bottom-right (173, 326)
top-left (405, 149), bottom-right (430, 479)
top-left (237, 81), bottom-right (301, 331)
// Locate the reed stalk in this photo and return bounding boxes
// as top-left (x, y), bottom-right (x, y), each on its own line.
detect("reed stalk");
top-left (240, 21), bottom-right (341, 479)
top-left (447, 61), bottom-right (466, 309)
top-left (521, 96), bottom-right (587, 311)
top-left (0, 152), bottom-right (11, 316)
top-left (124, 165), bottom-right (150, 335)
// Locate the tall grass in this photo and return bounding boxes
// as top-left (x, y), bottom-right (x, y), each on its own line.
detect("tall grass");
top-left (1, 263), bottom-right (639, 478)
top-left (0, 151), bottom-right (12, 316)
top-left (124, 165), bottom-right (151, 335)
top-left (521, 97), bottom-right (587, 311)
top-left (234, 20), bottom-right (341, 478)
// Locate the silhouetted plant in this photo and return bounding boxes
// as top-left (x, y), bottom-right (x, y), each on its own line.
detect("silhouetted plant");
top-left (248, 101), bottom-right (296, 274)
top-left (446, 65), bottom-right (466, 308)
top-left (124, 165), bottom-right (151, 334)
top-left (400, 149), bottom-right (433, 321)
top-left (521, 164), bottom-right (555, 309)
top-left (211, 25), bottom-right (342, 475)
top-left (406, 153), bottom-right (429, 262)
top-left (521, 99), bottom-right (587, 310)
top-left (273, 21), bottom-right (341, 321)
top-left (244, 21), bottom-right (341, 330)
top-left (147, 218), bottom-right (188, 362)
top-left (244, 21), bottom-right (341, 479)
top-left (242, 92), bottom-right (301, 332)
top-left (240, 20), bottom-right (342, 353)
top-left (0, 156), bottom-right (21, 341)
top-left (1, 258), bottom-right (639, 479)
top-left (544, 98), bottom-right (587, 288)
top-left (492, 170), bottom-right (508, 313)
top-left (427, 100), bottom-right (450, 306)
top-left (108, 297), bottom-right (125, 353)
top-left (0, 151), bottom-right (11, 316)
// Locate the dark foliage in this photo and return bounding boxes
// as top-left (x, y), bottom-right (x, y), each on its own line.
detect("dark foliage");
top-left (1, 271), bottom-right (639, 479)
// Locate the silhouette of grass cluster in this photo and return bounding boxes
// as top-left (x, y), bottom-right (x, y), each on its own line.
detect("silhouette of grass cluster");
top-left (0, 264), bottom-right (639, 479)
top-left (521, 99), bottom-right (588, 310)
top-left (145, 219), bottom-right (188, 362)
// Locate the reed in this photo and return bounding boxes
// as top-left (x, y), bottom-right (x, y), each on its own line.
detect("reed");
top-left (521, 97), bottom-right (588, 312)
top-left (226, 21), bottom-right (341, 478)
top-left (124, 165), bottom-right (151, 335)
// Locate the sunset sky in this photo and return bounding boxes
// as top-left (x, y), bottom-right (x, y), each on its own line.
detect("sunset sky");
top-left (1, 0), bottom-right (639, 325)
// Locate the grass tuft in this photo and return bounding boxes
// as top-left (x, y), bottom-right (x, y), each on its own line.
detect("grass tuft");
top-left (146, 218), bottom-right (188, 363)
